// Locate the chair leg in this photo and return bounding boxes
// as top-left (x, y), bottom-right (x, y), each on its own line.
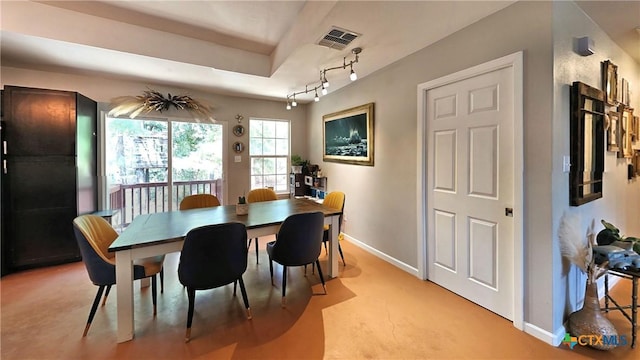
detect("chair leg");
top-left (102, 285), bottom-right (112, 306)
top-left (269, 257), bottom-right (274, 286)
top-left (324, 241), bottom-right (328, 255)
top-left (338, 243), bottom-right (346, 266)
top-left (151, 275), bottom-right (157, 316)
top-left (281, 266), bottom-right (287, 308)
top-left (84, 285), bottom-right (106, 337)
top-left (233, 280), bottom-right (238, 296)
top-left (160, 268), bottom-right (164, 293)
top-left (315, 260), bottom-right (327, 294)
top-left (255, 238), bottom-right (259, 264)
top-left (237, 277), bottom-right (252, 319)
top-left (185, 287), bottom-right (196, 343)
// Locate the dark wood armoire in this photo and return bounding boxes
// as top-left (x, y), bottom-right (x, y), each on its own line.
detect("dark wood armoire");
top-left (1, 86), bottom-right (97, 275)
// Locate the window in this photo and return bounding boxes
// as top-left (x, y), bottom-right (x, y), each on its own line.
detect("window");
top-left (249, 119), bottom-right (290, 192)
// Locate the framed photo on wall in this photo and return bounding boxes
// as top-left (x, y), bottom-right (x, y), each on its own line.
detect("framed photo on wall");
top-left (602, 60), bottom-right (618, 105)
top-left (607, 111), bottom-right (621, 152)
top-left (323, 102), bottom-right (374, 166)
top-left (620, 106), bottom-right (634, 158)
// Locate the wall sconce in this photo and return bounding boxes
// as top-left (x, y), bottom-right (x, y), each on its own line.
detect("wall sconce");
top-left (285, 47), bottom-right (362, 109)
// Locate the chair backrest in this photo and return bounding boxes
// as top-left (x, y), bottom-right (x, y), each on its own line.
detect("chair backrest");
top-left (178, 222), bottom-right (248, 289)
top-left (72, 214), bottom-right (118, 286)
top-left (179, 194), bottom-right (221, 210)
top-left (271, 212), bottom-right (324, 266)
top-left (247, 188), bottom-right (277, 203)
top-left (323, 191), bottom-right (345, 229)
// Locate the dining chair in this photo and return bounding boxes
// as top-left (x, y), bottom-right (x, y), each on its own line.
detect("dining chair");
top-left (179, 193), bottom-right (221, 210)
top-left (322, 191), bottom-right (346, 265)
top-left (72, 214), bottom-right (165, 337)
top-left (267, 211), bottom-right (326, 307)
top-left (178, 222), bottom-right (252, 342)
top-left (246, 188), bottom-right (278, 263)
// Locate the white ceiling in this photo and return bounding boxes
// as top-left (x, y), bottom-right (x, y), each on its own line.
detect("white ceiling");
top-left (1, 1), bottom-right (639, 105)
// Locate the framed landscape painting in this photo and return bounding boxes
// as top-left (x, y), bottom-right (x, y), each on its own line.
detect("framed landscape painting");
top-left (323, 102), bottom-right (374, 166)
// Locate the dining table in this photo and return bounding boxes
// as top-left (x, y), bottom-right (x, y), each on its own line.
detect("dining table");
top-left (108, 197), bottom-right (342, 343)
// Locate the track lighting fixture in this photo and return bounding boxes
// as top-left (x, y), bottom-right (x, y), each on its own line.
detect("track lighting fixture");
top-left (285, 47), bottom-right (362, 110)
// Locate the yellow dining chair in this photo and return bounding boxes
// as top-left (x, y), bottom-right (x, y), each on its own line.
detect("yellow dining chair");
top-left (179, 194), bottom-right (221, 210)
top-left (246, 188), bottom-right (278, 263)
top-left (322, 191), bottom-right (346, 265)
top-left (72, 214), bottom-right (165, 336)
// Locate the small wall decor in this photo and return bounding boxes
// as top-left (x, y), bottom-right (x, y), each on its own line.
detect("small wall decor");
top-left (233, 141), bottom-right (245, 153)
top-left (620, 106), bottom-right (634, 158)
top-left (323, 102), bottom-right (374, 166)
top-left (633, 116), bottom-right (639, 143)
top-left (602, 60), bottom-right (618, 105)
top-left (607, 111), bottom-right (621, 152)
top-left (232, 124), bottom-right (245, 137)
top-left (620, 78), bottom-right (629, 105)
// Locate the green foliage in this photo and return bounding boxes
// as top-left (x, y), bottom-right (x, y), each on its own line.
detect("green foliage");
top-left (173, 124), bottom-right (206, 157)
top-left (291, 154), bottom-right (305, 166)
top-left (599, 219), bottom-right (640, 253)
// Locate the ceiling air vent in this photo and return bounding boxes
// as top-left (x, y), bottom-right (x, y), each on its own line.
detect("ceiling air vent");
top-left (318, 27), bottom-right (360, 50)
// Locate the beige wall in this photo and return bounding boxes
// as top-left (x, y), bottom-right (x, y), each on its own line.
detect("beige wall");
top-left (552, 0), bottom-right (640, 340)
top-left (307, 1), bottom-right (556, 335)
top-left (0, 67), bottom-right (309, 205)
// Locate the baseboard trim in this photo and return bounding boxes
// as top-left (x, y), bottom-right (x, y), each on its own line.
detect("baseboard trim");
top-left (524, 321), bottom-right (565, 346)
top-left (343, 234), bottom-right (419, 277)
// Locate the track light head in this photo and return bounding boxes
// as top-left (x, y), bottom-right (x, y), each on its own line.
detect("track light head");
top-left (321, 87), bottom-right (328, 95)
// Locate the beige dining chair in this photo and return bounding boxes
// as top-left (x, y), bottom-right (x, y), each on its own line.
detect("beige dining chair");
top-left (179, 194), bottom-right (221, 210)
top-left (246, 188), bottom-right (278, 263)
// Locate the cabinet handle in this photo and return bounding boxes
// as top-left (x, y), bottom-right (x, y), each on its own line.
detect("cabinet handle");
top-left (3, 159), bottom-right (6, 174)
top-left (2, 141), bottom-right (6, 155)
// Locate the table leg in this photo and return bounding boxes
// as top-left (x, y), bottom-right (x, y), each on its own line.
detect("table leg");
top-left (115, 250), bottom-right (135, 342)
top-left (328, 215), bottom-right (339, 278)
top-left (604, 273), bottom-right (610, 312)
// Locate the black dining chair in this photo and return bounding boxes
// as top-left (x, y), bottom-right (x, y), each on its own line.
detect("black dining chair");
top-left (72, 214), bottom-right (164, 337)
top-left (267, 211), bottom-right (327, 307)
top-left (178, 222), bottom-right (252, 342)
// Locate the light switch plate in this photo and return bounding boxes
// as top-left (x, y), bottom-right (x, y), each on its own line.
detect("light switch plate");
top-left (563, 155), bottom-right (571, 172)
top-left (235, 155), bottom-right (241, 163)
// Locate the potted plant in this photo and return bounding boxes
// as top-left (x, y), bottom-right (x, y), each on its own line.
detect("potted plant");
top-left (291, 154), bottom-right (306, 174)
top-left (236, 195), bottom-right (248, 215)
top-left (597, 219), bottom-right (640, 253)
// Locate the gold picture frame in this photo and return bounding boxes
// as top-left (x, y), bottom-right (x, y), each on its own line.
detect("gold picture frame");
top-left (607, 111), bottom-right (621, 152)
top-left (323, 103), bottom-right (374, 166)
top-left (602, 60), bottom-right (618, 105)
top-left (620, 106), bottom-right (634, 158)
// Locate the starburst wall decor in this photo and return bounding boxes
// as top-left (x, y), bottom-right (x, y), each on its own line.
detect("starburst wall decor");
top-left (109, 89), bottom-right (214, 121)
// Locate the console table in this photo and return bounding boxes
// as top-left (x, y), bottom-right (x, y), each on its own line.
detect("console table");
top-left (603, 268), bottom-right (639, 348)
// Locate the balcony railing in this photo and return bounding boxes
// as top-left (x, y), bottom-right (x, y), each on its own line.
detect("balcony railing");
top-left (108, 179), bottom-right (223, 228)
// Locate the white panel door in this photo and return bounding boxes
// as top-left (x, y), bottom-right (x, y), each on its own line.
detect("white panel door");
top-left (427, 66), bottom-right (514, 320)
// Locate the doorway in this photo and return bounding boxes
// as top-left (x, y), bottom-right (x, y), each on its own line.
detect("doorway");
top-left (417, 52), bottom-right (523, 328)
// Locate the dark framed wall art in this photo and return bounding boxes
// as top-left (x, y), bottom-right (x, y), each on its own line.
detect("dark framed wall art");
top-left (323, 102), bottom-right (374, 166)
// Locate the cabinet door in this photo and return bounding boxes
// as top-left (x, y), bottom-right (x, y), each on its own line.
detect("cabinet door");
top-left (5, 157), bottom-right (79, 268)
top-left (4, 86), bottom-right (76, 156)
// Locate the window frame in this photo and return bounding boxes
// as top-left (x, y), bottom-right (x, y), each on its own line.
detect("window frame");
top-left (248, 118), bottom-right (291, 194)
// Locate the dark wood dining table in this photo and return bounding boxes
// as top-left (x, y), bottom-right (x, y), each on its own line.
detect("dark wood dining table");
top-left (108, 198), bottom-right (342, 343)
